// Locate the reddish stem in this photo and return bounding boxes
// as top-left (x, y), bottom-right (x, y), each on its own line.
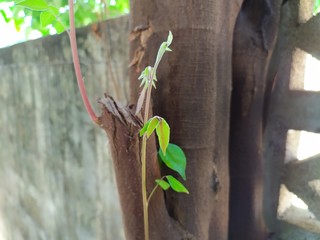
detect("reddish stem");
top-left (68, 0), bottom-right (99, 124)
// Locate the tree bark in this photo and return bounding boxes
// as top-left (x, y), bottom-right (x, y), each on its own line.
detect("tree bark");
top-left (98, 96), bottom-right (186, 240)
top-left (129, 1), bottom-right (242, 239)
top-left (99, 0), bottom-right (318, 239)
top-left (229, 0), bottom-right (282, 239)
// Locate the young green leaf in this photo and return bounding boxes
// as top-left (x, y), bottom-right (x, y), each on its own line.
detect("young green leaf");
top-left (146, 117), bottom-right (159, 138)
top-left (154, 31), bottom-right (173, 68)
top-left (139, 118), bottom-right (152, 137)
top-left (138, 66), bottom-right (153, 88)
top-left (52, 21), bottom-right (65, 34)
top-left (47, 5), bottom-right (59, 16)
top-left (0, 10), bottom-right (10, 23)
top-left (156, 118), bottom-right (170, 155)
top-left (159, 143), bottom-right (187, 180)
top-left (40, 11), bottom-right (55, 27)
top-left (166, 175), bottom-right (189, 194)
top-left (167, 31), bottom-right (173, 46)
top-left (155, 179), bottom-right (170, 190)
top-left (16, 0), bottom-right (49, 11)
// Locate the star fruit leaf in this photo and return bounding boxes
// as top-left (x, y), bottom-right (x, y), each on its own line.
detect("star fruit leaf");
top-left (139, 118), bottom-right (152, 137)
top-left (146, 117), bottom-right (159, 138)
top-left (155, 118), bottom-right (170, 155)
top-left (16, 0), bottom-right (49, 11)
top-left (159, 143), bottom-right (187, 180)
top-left (155, 179), bottom-right (170, 190)
top-left (166, 175), bottom-right (189, 194)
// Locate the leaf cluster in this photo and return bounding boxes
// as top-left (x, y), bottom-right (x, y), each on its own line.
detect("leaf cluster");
top-left (138, 31), bottom-right (188, 197)
top-left (140, 116), bottom-right (188, 194)
top-left (315, 0), bottom-right (320, 14)
top-left (1, 0), bottom-right (129, 38)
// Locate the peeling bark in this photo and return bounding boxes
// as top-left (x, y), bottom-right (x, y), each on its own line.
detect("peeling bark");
top-left (98, 96), bottom-right (190, 239)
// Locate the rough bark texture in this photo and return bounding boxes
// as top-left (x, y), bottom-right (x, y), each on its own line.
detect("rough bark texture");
top-left (98, 96), bottom-right (186, 240)
top-left (229, 1), bottom-right (282, 239)
top-left (128, 1), bottom-right (242, 239)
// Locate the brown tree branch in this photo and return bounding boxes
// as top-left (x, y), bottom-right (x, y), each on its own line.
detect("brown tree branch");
top-left (68, 0), bottom-right (99, 124)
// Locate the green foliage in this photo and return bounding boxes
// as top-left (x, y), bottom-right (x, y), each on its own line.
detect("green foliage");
top-left (155, 118), bottom-right (170, 155)
top-left (315, 0), bottom-right (320, 14)
top-left (138, 66), bottom-right (157, 89)
top-left (140, 116), bottom-right (170, 154)
top-left (155, 175), bottom-right (189, 194)
top-left (155, 179), bottom-right (170, 190)
top-left (154, 31), bottom-right (172, 67)
top-left (138, 32), bottom-right (188, 240)
top-left (139, 32), bottom-right (188, 195)
top-left (146, 117), bottom-right (159, 138)
top-left (40, 7), bottom-right (58, 28)
top-left (17, 0), bottom-right (49, 10)
top-left (0, 0), bottom-right (129, 38)
top-left (159, 143), bottom-right (187, 180)
top-left (165, 175), bottom-right (189, 194)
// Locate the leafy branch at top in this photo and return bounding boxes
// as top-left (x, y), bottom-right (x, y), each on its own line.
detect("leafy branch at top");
top-left (10, 0), bottom-right (129, 37)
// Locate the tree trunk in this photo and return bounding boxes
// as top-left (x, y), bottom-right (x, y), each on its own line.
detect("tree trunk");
top-left (128, 1), bottom-right (242, 239)
top-left (229, 0), bottom-right (282, 239)
top-left (99, 0), bottom-right (317, 240)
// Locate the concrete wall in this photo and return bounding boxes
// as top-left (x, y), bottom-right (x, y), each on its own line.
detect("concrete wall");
top-left (0, 16), bottom-right (129, 240)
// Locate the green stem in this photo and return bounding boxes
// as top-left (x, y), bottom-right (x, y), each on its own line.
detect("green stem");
top-left (141, 68), bottom-right (157, 240)
top-left (147, 176), bottom-right (166, 204)
top-left (141, 45), bottom-right (166, 240)
top-left (141, 135), bottom-right (149, 240)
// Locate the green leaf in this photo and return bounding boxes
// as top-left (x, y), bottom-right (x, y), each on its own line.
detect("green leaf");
top-left (155, 42), bottom-right (167, 66)
top-left (40, 6), bottom-right (60, 28)
top-left (146, 117), bottom-right (159, 138)
top-left (16, 0), bottom-right (49, 11)
top-left (167, 31), bottom-right (173, 46)
top-left (48, 5), bottom-right (59, 16)
top-left (154, 31), bottom-right (173, 67)
top-left (140, 118), bottom-right (152, 137)
top-left (155, 179), bottom-right (170, 190)
top-left (166, 175), bottom-right (189, 194)
top-left (40, 11), bottom-right (55, 27)
top-left (13, 17), bottom-right (24, 31)
top-left (0, 10), bottom-right (10, 23)
top-left (159, 143), bottom-right (187, 180)
top-left (52, 21), bottom-right (65, 34)
top-left (156, 118), bottom-right (170, 155)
